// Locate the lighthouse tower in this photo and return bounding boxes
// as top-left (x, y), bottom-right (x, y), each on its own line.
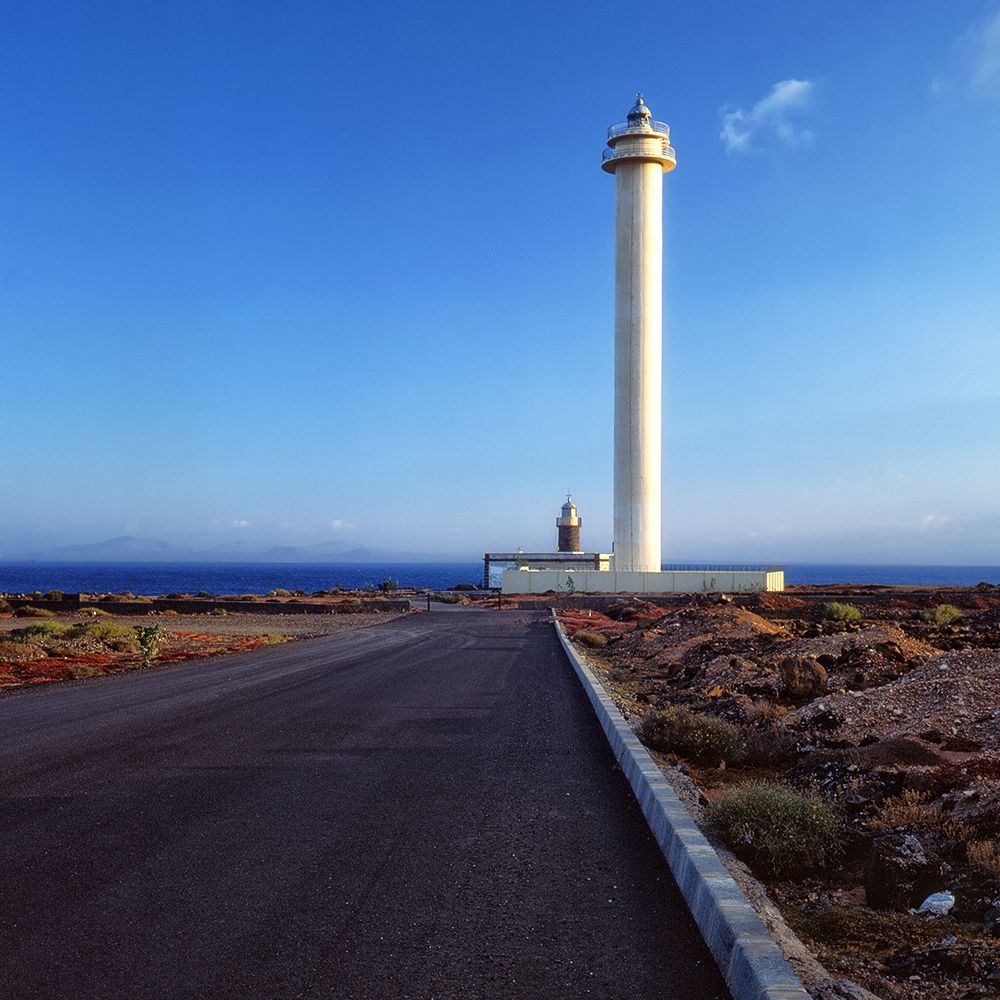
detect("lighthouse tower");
top-left (556, 496), bottom-right (581, 553)
top-left (602, 94), bottom-right (676, 573)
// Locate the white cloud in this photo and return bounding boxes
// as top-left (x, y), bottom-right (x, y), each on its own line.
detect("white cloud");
top-left (329, 519), bottom-right (352, 531)
top-left (919, 513), bottom-right (953, 531)
top-left (720, 79), bottom-right (816, 153)
top-left (932, 10), bottom-right (1000, 100)
top-left (232, 518), bottom-right (251, 529)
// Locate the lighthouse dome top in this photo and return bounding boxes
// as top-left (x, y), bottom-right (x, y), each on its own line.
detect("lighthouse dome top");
top-left (561, 496), bottom-right (577, 516)
top-left (626, 93), bottom-right (653, 123)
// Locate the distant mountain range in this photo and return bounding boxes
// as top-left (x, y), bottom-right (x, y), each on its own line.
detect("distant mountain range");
top-left (1, 536), bottom-right (450, 564)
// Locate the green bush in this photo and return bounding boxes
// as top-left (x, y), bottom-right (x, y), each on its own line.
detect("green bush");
top-left (210, 607), bottom-right (229, 616)
top-left (0, 598), bottom-right (10, 613)
top-left (79, 607), bottom-right (112, 617)
top-left (823, 602), bottom-right (862, 623)
top-left (7, 621), bottom-right (73, 641)
top-left (264, 633), bottom-right (288, 645)
top-left (45, 590), bottom-right (65, 601)
top-left (134, 625), bottom-right (164, 666)
top-left (432, 592), bottom-right (461, 604)
top-left (707, 781), bottom-right (846, 878)
top-left (13, 605), bottom-right (56, 619)
top-left (376, 577), bottom-right (400, 593)
top-left (636, 706), bottom-right (744, 766)
top-left (921, 603), bottom-right (962, 624)
top-left (574, 629), bottom-right (608, 649)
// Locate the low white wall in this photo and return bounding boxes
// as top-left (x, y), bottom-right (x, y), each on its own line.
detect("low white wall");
top-left (501, 568), bottom-right (784, 594)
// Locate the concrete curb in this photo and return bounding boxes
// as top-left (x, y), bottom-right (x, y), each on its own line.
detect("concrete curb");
top-left (554, 618), bottom-right (810, 1000)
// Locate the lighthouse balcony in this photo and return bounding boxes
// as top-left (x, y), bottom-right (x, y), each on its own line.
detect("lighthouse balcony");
top-left (607, 120), bottom-right (670, 140)
top-left (602, 141), bottom-right (676, 169)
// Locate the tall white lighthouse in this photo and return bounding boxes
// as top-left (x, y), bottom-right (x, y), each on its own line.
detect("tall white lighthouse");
top-left (602, 94), bottom-right (676, 573)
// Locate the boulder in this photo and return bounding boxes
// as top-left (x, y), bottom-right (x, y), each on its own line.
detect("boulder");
top-left (864, 832), bottom-right (944, 909)
top-left (778, 656), bottom-right (828, 701)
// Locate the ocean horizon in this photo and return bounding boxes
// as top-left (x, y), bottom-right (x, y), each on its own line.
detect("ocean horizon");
top-left (0, 561), bottom-right (998, 596)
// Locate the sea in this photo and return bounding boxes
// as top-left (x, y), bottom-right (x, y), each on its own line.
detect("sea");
top-left (0, 561), bottom-right (998, 596)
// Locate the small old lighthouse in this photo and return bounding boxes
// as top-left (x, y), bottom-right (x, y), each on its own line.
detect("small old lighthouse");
top-left (602, 93), bottom-right (676, 573)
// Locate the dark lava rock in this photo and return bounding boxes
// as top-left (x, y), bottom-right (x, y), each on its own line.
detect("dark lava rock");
top-left (778, 656), bottom-right (827, 701)
top-left (864, 832), bottom-right (944, 909)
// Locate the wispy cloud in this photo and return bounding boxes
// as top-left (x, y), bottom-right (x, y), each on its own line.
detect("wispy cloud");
top-left (932, 9), bottom-right (1000, 100)
top-left (232, 518), bottom-right (251, 529)
top-left (919, 513), bottom-right (954, 531)
top-left (720, 79), bottom-right (816, 153)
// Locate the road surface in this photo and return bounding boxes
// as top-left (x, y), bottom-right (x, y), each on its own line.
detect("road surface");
top-left (0, 607), bottom-right (728, 999)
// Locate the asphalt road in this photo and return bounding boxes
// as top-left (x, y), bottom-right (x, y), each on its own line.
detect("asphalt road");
top-left (0, 608), bottom-right (728, 1000)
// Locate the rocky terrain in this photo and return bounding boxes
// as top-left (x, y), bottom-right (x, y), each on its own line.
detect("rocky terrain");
top-left (559, 587), bottom-right (1000, 999)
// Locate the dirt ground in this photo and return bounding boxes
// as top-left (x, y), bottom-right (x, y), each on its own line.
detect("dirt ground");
top-left (0, 607), bottom-right (409, 690)
top-left (559, 587), bottom-right (1000, 1000)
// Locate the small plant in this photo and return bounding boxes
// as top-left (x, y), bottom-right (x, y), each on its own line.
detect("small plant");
top-left (921, 603), bottom-right (963, 624)
top-left (636, 706), bottom-right (744, 767)
top-left (210, 607), bottom-right (229, 616)
top-left (574, 629), bottom-right (608, 649)
top-left (823, 602), bottom-right (862, 623)
top-left (264, 633), bottom-right (288, 645)
top-left (134, 625), bottom-right (165, 666)
top-left (707, 781), bottom-right (846, 878)
top-left (870, 789), bottom-right (939, 830)
top-left (13, 606), bottom-right (56, 619)
top-left (432, 592), bottom-right (461, 604)
top-left (967, 839), bottom-right (1000, 879)
top-left (376, 577), bottom-right (400, 593)
top-left (45, 590), bottom-right (65, 601)
top-left (0, 598), bottom-right (10, 613)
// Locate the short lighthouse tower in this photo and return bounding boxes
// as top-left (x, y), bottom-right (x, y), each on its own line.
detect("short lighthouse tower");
top-left (602, 94), bottom-right (676, 573)
top-left (556, 496), bottom-right (581, 553)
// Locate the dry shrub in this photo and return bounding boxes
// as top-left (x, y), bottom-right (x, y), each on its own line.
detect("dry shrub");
top-left (743, 727), bottom-right (799, 766)
top-left (65, 665), bottom-right (104, 680)
top-left (870, 790), bottom-right (939, 830)
top-left (636, 706), bottom-right (744, 766)
top-left (968, 840), bottom-right (1000, 879)
top-left (707, 781), bottom-right (846, 878)
top-left (0, 640), bottom-right (42, 661)
top-left (574, 629), bottom-right (608, 649)
top-left (69, 622), bottom-right (139, 652)
top-left (13, 606), bottom-right (56, 619)
top-left (79, 607), bottom-right (112, 618)
top-left (744, 700), bottom-right (784, 726)
top-left (265, 633), bottom-right (288, 645)
top-left (942, 817), bottom-right (976, 844)
top-left (0, 598), bottom-right (11, 613)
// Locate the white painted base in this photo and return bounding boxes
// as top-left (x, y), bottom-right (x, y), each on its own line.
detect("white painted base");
top-left (501, 568), bottom-right (784, 594)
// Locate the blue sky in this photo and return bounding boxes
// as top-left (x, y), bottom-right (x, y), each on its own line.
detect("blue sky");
top-left (2, 1), bottom-right (999, 563)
